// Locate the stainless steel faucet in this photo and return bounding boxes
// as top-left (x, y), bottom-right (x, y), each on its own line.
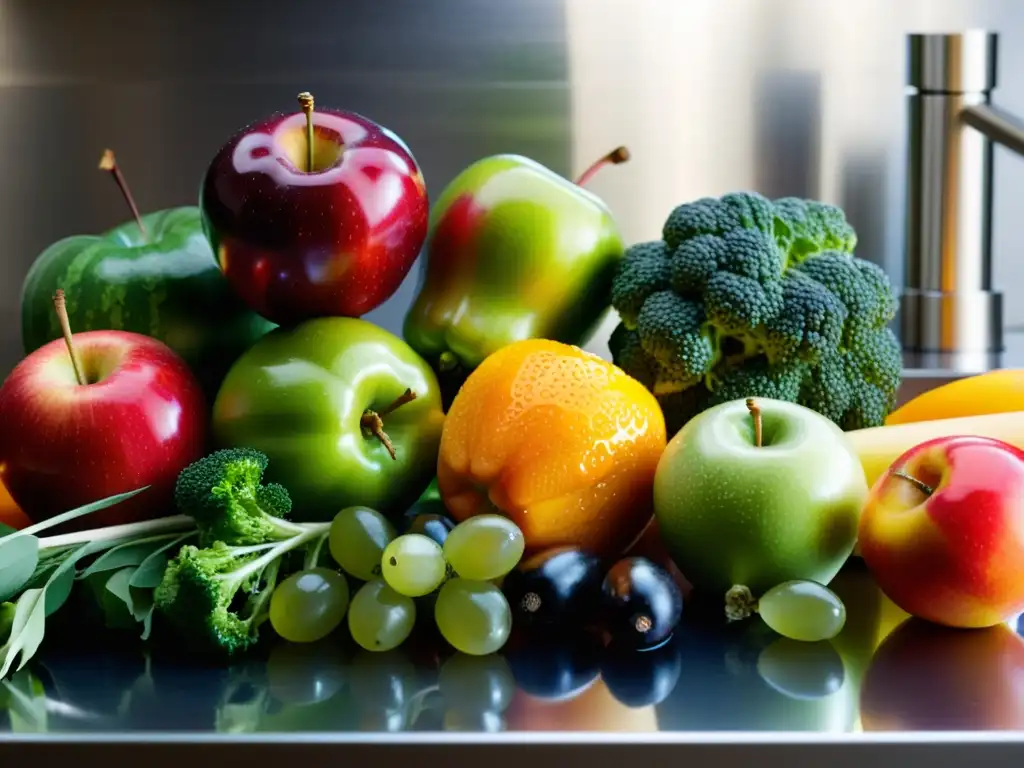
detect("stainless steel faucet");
top-left (900, 30), bottom-right (1024, 371)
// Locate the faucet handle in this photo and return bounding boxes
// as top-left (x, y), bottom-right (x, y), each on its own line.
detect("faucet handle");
top-left (908, 30), bottom-right (997, 94)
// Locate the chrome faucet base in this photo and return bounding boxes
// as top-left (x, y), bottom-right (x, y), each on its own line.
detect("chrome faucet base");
top-left (900, 288), bottom-right (1003, 370)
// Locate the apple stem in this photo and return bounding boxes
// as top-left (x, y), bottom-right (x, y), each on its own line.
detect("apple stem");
top-left (360, 389), bottom-right (418, 461)
top-left (52, 289), bottom-right (86, 386)
top-left (724, 584), bottom-right (758, 622)
top-left (574, 146), bottom-right (630, 187)
top-left (98, 149), bottom-right (148, 242)
top-left (745, 398), bottom-right (762, 448)
top-left (298, 92), bottom-right (315, 172)
top-left (891, 469), bottom-right (934, 497)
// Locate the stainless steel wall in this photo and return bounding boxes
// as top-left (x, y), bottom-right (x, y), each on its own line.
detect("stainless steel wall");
top-left (1, 0), bottom-right (1023, 376)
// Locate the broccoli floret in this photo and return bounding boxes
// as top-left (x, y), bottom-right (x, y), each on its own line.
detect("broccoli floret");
top-left (175, 448), bottom-right (306, 547)
top-left (635, 291), bottom-right (716, 392)
top-left (609, 191), bottom-right (902, 433)
top-left (774, 198), bottom-right (857, 262)
top-left (611, 241), bottom-right (671, 328)
top-left (154, 541), bottom-right (284, 656)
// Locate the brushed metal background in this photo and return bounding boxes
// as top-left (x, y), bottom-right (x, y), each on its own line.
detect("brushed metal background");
top-left (1, 0), bottom-right (1022, 376)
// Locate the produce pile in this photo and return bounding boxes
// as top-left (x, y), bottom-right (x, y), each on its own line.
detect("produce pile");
top-left (1, 93), bottom-right (1024, 692)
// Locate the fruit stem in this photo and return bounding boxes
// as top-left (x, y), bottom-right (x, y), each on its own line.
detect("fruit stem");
top-left (298, 91), bottom-right (315, 172)
top-left (891, 469), bottom-right (934, 497)
top-left (360, 389), bottom-right (418, 461)
top-left (724, 584), bottom-right (758, 622)
top-left (745, 398), bottom-right (762, 448)
top-left (52, 289), bottom-right (86, 386)
top-left (574, 146), bottom-right (630, 187)
top-left (98, 149), bottom-right (147, 242)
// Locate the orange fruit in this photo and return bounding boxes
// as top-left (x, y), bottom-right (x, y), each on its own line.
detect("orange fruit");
top-left (0, 475), bottom-right (31, 530)
top-left (437, 339), bottom-right (667, 557)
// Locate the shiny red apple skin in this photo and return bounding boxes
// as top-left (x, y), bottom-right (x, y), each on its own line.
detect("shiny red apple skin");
top-left (200, 108), bottom-right (429, 326)
top-left (0, 330), bottom-right (207, 529)
top-left (858, 435), bottom-right (1024, 629)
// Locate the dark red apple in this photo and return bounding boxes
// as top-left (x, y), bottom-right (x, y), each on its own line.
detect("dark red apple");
top-left (199, 91), bottom-right (429, 326)
top-left (0, 291), bottom-right (207, 528)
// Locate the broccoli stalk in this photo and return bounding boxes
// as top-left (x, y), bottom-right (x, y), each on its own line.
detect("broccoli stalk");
top-left (155, 447), bottom-right (334, 655)
top-left (154, 522), bottom-right (330, 656)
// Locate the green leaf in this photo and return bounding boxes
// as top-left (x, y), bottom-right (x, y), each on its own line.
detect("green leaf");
top-left (0, 589), bottom-right (47, 678)
top-left (76, 535), bottom-right (178, 580)
top-left (10, 486), bottom-right (150, 541)
top-left (129, 532), bottom-right (194, 589)
top-left (0, 523), bottom-right (17, 538)
top-left (129, 587), bottom-right (156, 641)
top-left (0, 535), bottom-right (39, 603)
top-left (105, 567), bottom-right (137, 615)
top-left (1, 670), bottom-right (47, 733)
top-left (0, 603), bottom-right (14, 645)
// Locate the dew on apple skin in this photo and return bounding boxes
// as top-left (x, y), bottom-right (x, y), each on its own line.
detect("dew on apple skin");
top-left (757, 580), bottom-right (846, 643)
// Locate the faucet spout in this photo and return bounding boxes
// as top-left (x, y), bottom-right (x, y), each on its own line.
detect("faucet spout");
top-left (961, 103), bottom-right (1024, 158)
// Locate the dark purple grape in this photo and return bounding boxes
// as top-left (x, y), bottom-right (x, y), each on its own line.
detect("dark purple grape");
top-left (600, 557), bottom-right (683, 649)
top-left (500, 547), bottom-right (603, 627)
top-left (406, 513), bottom-right (456, 547)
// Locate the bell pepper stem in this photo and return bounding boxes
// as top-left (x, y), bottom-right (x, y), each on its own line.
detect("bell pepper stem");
top-left (298, 92), bottom-right (315, 172)
top-left (574, 146), bottom-right (630, 187)
top-left (52, 289), bottom-right (85, 386)
top-left (98, 149), bottom-right (148, 242)
top-left (361, 389), bottom-right (418, 461)
top-left (745, 398), bottom-right (762, 448)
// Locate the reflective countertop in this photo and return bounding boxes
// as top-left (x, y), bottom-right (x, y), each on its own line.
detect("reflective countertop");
top-left (1, 559), bottom-right (1020, 741)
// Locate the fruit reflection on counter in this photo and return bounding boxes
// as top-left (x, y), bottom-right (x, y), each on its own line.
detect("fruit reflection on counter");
top-left (858, 435), bottom-right (1024, 629)
top-left (606, 191), bottom-right (902, 435)
top-left (652, 397), bottom-right (866, 615)
top-left (0, 290), bottom-right (207, 527)
top-left (212, 317), bottom-right (445, 522)
top-left (200, 93), bottom-right (429, 327)
top-left (403, 147), bottom-right (629, 403)
top-left (861, 618), bottom-right (1024, 731)
top-left (20, 150), bottom-right (274, 398)
top-left (436, 338), bottom-right (666, 558)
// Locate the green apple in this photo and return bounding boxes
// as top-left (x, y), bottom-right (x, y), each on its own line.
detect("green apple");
top-left (212, 317), bottom-right (446, 523)
top-left (402, 148), bottom-right (629, 405)
top-left (652, 397), bottom-right (868, 600)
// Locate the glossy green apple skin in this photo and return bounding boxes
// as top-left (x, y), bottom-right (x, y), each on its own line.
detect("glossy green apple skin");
top-left (212, 317), bottom-right (445, 523)
top-left (403, 154), bottom-right (624, 376)
top-left (652, 398), bottom-right (868, 597)
top-left (20, 207), bottom-right (275, 397)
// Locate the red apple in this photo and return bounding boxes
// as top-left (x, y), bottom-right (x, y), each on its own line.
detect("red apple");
top-left (199, 92), bottom-right (429, 326)
top-left (858, 435), bottom-right (1024, 629)
top-left (0, 296), bottom-right (207, 528)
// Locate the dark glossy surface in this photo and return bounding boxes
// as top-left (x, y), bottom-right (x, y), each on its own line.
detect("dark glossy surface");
top-left (201, 108), bottom-right (429, 325)
top-left (3, 559), bottom-right (1024, 736)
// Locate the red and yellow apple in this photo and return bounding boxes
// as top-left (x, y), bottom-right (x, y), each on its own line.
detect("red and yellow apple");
top-left (0, 304), bottom-right (208, 528)
top-left (858, 435), bottom-right (1024, 629)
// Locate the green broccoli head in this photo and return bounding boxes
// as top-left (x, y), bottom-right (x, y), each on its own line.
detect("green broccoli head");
top-left (608, 191), bottom-right (901, 434)
top-left (153, 542), bottom-right (281, 656)
top-left (174, 448), bottom-right (303, 547)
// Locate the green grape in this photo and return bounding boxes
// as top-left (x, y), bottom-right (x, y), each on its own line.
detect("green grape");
top-left (329, 506), bottom-right (396, 581)
top-left (434, 578), bottom-right (512, 656)
top-left (443, 710), bottom-right (507, 732)
top-left (381, 533), bottom-right (447, 597)
top-left (443, 515), bottom-right (525, 580)
top-left (439, 652), bottom-right (515, 713)
top-left (269, 568), bottom-right (350, 643)
top-left (756, 637), bottom-right (845, 700)
top-left (758, 580), bottom-right (847, 642)
top-left (348, 579), bottom-right (416, 652)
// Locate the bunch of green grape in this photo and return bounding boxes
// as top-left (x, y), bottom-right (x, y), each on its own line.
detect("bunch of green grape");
top-left (269, 502), bottom-right (527, 656)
